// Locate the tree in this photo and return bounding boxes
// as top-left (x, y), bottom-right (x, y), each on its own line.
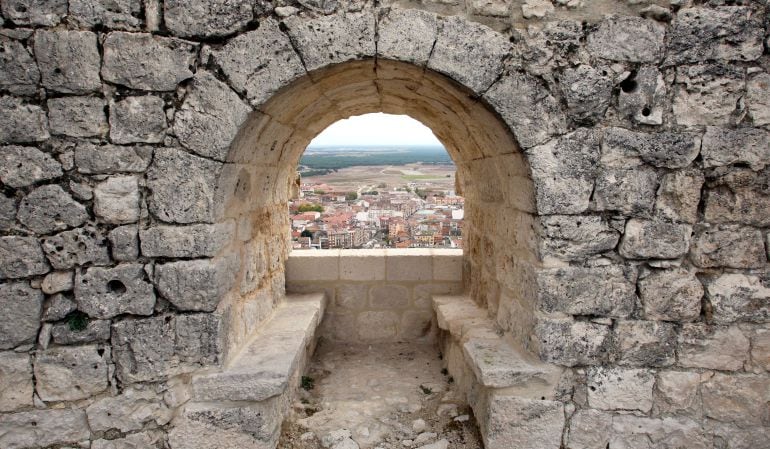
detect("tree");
top-left (345, 192), bottom-right (358, 201)
top-left (297, 203), bottom-right (323, 213)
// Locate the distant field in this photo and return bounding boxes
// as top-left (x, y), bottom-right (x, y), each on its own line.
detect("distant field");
top-left (300, 145), bottom-right (453, 172)
top-left (302, 163), bottom-right (456, 192)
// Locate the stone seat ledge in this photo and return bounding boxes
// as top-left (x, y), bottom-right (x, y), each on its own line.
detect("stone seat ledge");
top-left (191, 293), bottom-right (326, 403)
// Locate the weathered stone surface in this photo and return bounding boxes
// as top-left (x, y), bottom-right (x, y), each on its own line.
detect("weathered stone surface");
top-left (747, 72), bottom-right (770, 127)
top-left (75, 143), bottom-right (153, 174)
top-left (703, 184), bottom-right (770, 228)
top-left (17, 185), bottom-right (89, 234)
top-left (0, 281), bottom-right (42, 349)
top-left (665, 6), bottom-right (764, 66)
top-left (174, 71), bottom-right (251, 161)
top-left (537, 265), bottom-right (635, 317)
top-left (92, 431), bottom-right (166, 449)
top-left (481, 396), bottom-right (564, 449)
top-left (86, 388), bottom-right (171, 432)
top-left (594, 167), bottom-right (659, 217)
top-left (155, 255), bottom-right (239, 312)
top-left (101, 32), bottom-right (197, 91)
top-left (34, 30), bottom-right (101, 94)
top-left (213, 19), bottom-right (305, 107)
top-left (41, 271), bottom-right (73, 294)
top-left (610, 415), bottom-right (710, 449)
top-left (0, 36), bottom-right (40, 95)
top-left (587, 367), bottom-right (654, 412)
top-left (690, 224), bottom-right (766, 269)
top-left (0, 145), bottom-right (61, 188)
top-left (619, 219), bottom-right (691, 259)
top-left (536, 318), bottom-right (611, 366)
top-left (617, 66), bottom-right (666, 125)
top-left (702, 127), bottom-right (770, 170)
top-left (673, 63), bottom-right (744, 126)
top-left (0, 236), bottom-right (49, 279)
top-left (69, 0), bottom-right (142, 30)
top-left (601, 127), bottom-right (701, 170)
top-left (559, 65), bottom-right (612, 125)
top-left (164, 0), bottom-right (253, 38)
top-left (639, 268), bottom-right (703, 322)
top-left (0, 194), bottom-right (15, 231)
top-left (702, 373), bottom-right (770, 426)
top-left (750, 327), bottom-right (770, 372)
top-left (614, 320), bottom-right (676, 367)
top-left (0, 408), bottom-right (90, 449)
top-left (51, 319), bottom-right (110, 345)
top-left (705, 272), bottom-right (770, 324)
top-left (47, 96), bottom-right (108, 138)
top-left (587, 16), bottom-right (665, 63)
top-left (377, 9), bottom-right (437, 66)
top-left (567, 409), bottom-right (613, 449)
top-left (94, 175), bottom-right (141, 224)
top-left (0, 351), bottom-right (32, 412)
top-left (525, 129), bottom-right (600, 214)
top-left (654, 370), bottom-right (700, 415)
top-left (75, 263), bottom-right (155, 319)
top-left (369, 284), bottom-right (409, 309)
top-left (655, 169), bottom-right (704, 224)
top-left (537, 215), bottom-right (619, 261)
top-left (485, 72), bottom-right (568, 150)
top-left (34, 344), bottom-right (111, 402)
top-left (109, 95), bottom-right (167, 144)
top-left (147, 147), bottom-right (225, 224)
top-left (678, 324), bottom-right (749, 371)
top-left (109, 224), bottom-right (139, 261)
top-left (41, 226), bottom-right (110, 269)
top-left (0, 96), bottom-right (49, 143)
top-left (112, 313), bottom-right (222, 383)
top-left (0, 0), bottom-right (67, 26)
top-left (140, 222), bottom-right (235, 258)
top-left (42, 293), bottom-right (76, 321)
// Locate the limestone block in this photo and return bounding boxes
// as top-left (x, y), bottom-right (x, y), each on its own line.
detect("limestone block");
top-left (673, 63), bottom-right (744, 126)
top-left (0, 194), bottom-right (15, 231)
top-left (655, 169), bottom-right (704, 224)
top-left (339, 249), bottom-right (386, 281)
top-left (140, 222), bottom-right (235, 258)
top-left (0, 96), bottom-right (49, 143)
top-left (638, 268), bottom-right (703, 322)
top-left (239, 238), bottom-right (266, 295)
top-left (174, 71), bottom-right (251, 161)
top-left (109, 224), bottom-right (139, 261)
top-left (750, 327), bottom-right (770, 371)
top-left (377, 9), bottom-right (438, 66)
top-left (69, 0), bottom-right (142, 30)
top-left (164, 0), bottom-right (253, 38)
top-left (537, 215), bottom-right (619, 261)
top-left (594, 167), bottom-right (658, 217)
top-left (536, 318), bottom-right (611, 366)
top-left (559, 65), bottom-right (613, 125)
top-left (0, 145), bottom-right (61, 188)
top-left (610, 415), bottom-right (710, 449)
top-left (42, 293), bottom-right (76, 322)
top-left (617, 66), bottom-right (666, 125)
top-left (0, 408), bottom-right (90, 449)
top-left (705, 272), bottom-right (770, 324)
top-left (484, 71), bottom-right (568, 150)
top-left (432, 250), bottom-right (462, 281)
top-left (102, 32), bottom-right (197, 91)
top-left (0, 36), bottom-right (39, 95)
top-left (34, 30), bottom-right (101, 94)
top-left (47, 96), bottom-right (108, 138)
top-left (0, 235), bottom-right (49, 279)
top-left (536, 265), bottom-right (635, 317)
top-left (41, 271), bottom-right (73, 294)
top-left (678, 324), bottom-right (749, 371)
top-left (370, 284), bottom-right (409, 309)
top-left (34, 344), bottom-right (111, 402)
top-left (480, 396), bottom-right (564, 449)
top-left (213, 18), bottom-right (305, 107)
top-left (75, 143), bottom-right (153, 174)
top-left (386, 250), bottom-right (433, 281)
top-left (702, 127), bottom-right (770, 170)
top-left (400, 310), bottom-right (434, 340)
top-left (286, 251), bottom-right (339, 281)
top-left (154, 255), bottom-right (239, 312)
top-left (587, 15), bottom-right (665, 62)
top-left (704, 421), bottom-right (769, 449)
top-left (665, 6), bottom-right (764, 66)
top-left (703, 185), bottom-right (770, 228)
top-left (0, 281), bottom-right (43, 349)
top-left (358, 311), bottom-right (399, 341)
top-left (87, 388), bottom-right (171, 432)
top-left (17, 185), bottom-right (88, 234)
top-left (654, 370), bottom-right (700, 415)
top-left (94, 175), bottom-right (141, 224)
top-left (619, 219), bottom-right (691, 260)
top-left (602, 127), bottom-right (701, 170)
top-left (110, 95), bottom-right (167, 144)
top-left (334, 284), bottom-right (367, 310)
top-left (75, 263), bottom-right (156, 319)
top-left (690, 224), bottom-right (766, 269)
top-left (0, 0), bottom-right (66, 26)
top-left (566, 409), bottom-right (612, 449)
top-left (50, 319), bottom-right (110, 345)
top-left (748, 72), bottom-right (770, 127)
top-left (525, 129), bottom-right (600, 214)
top-left (92, 431), bottom-right (165, 449)
top-left (702, 373), bottom-right (770, 426)
top-left (587, 367), bottom-right (654, 413)
top-left (41, 226), bottom-right (110, 269)
top-left (0, 351), bottom-right (32, 412)
top-left (614, 320), bottom-right (676, 367)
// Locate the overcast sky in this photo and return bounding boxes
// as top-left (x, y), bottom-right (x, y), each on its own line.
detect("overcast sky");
top-left (308, 113), bottom-right (443, 147)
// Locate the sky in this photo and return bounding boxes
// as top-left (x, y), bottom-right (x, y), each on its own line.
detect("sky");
top-left (308, 113), bottom-right (444, 147)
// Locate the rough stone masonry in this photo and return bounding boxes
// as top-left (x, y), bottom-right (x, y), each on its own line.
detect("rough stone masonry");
top-left (0, 0), bottom-right (769, 448)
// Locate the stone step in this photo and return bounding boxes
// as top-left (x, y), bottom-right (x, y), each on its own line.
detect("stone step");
top-left (191, 293), bottom-right (326, 402)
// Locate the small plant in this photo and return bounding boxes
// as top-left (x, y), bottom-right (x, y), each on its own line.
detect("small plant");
top-left (301, 376), bottom-right (315, 391)
top-left (419, 384), bottom-right (433, 395)
top-left (67, 311), bottom-right (89, 332)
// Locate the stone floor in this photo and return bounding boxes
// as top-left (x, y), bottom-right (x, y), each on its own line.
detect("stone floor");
top-left (278, 341), bottom-right (483, 449)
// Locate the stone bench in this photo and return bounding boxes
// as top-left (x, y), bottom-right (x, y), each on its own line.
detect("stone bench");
top-left (433, 295), bottom-right (565, 449)
top-left (169, 293), bottom-right (327, 449)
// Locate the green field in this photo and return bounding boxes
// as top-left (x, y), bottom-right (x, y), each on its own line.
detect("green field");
top-left (300, 145), bottom-right (452, 172)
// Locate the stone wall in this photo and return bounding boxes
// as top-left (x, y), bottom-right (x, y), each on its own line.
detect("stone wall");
top-left (0, 0), bottom-right (769, 448)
